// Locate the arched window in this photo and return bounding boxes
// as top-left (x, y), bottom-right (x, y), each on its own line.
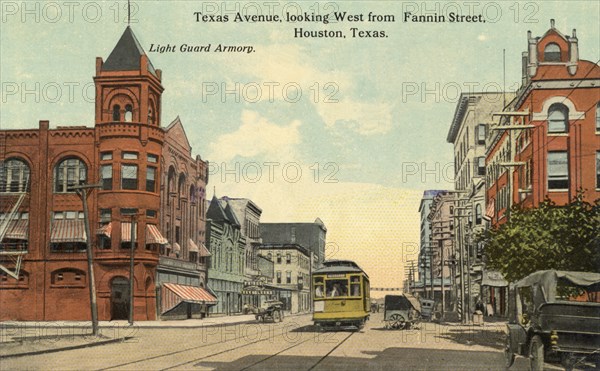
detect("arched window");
top-left (124, 104), bottom-right (133, 122)
top-left (55, 158), bottom-right (86, 193)
top-left (112, 104), bottom-right (121, 121)
top-left (0, 158), bottom-right (30, 193)
top-left (148, 104), bottom-right (155, 125)
top-left (190, 185), bottom-right (197, 203)
top-left (547, 103), bottom-right (568, 133)
top-left (475, 204), bottom-right (482, 225)
top-left (544, 43), bottom-right (561, 62)
top-left (178, 174), bottom-right (186, 197)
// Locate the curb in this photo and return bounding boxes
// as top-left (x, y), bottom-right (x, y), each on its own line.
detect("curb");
top-left (0, 336), bottom-right (133, 359)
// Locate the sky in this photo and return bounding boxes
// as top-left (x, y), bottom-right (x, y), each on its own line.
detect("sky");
top-left (1, 1), bottom-right (599, 289)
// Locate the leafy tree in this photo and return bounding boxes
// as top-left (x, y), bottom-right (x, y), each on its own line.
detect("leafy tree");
top-left (477, 194), bottom-right (600, 282)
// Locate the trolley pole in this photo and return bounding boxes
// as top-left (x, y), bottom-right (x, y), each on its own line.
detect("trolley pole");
top-left (72, 183), bottom-right (102, 337)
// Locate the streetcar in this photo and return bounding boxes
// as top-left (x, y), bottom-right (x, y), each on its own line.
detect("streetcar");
top-left (312, 260), bottom-right (370, 330)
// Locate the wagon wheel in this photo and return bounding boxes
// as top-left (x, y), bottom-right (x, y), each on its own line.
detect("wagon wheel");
top-left (389, 314), bottom-right (406, 329)
top-left (504, 335), bottom-right (515, 368)
top-left (529, 335), bottom-right (544, 371)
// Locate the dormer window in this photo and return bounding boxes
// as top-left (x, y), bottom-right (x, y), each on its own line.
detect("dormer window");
top-left (112, 105), bottom-right (121, 121)
top-left (124, 104), bottom-right (133, 122)
top-left (544, 43), bottom-right (561, 62)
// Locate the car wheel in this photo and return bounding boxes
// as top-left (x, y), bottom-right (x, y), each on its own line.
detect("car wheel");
top-left (529, 335), bottom-right (544, 371)
top-left (504, 335), bottom-right (515, 368)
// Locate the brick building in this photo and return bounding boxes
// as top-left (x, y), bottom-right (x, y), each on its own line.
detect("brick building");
top-left (487, 21), bottom-right (600, 227)
top-left (0, 27), bottom-right (213, 321)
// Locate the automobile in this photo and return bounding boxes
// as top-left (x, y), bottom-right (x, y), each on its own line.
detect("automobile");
top-left (255, 300), bottom-right (284, 322)
top-left (383, 294), bottom-right (421, 330)
top-left (505, 270), bottom-right (600, 370)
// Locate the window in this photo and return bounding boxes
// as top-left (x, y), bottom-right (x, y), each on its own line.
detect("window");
top-left (291, 227), bottom-right (296, 243)
top-left (547, 103), bottom-right (568, 133)
top-left (267, 253), bottom-right (272, 260)
top-left (596, 152), bottom-right (600, 189)
top-left (476, 124), bottom-right (486, 145)
top-left (286, 253), bottom-right (291, 264)
top-left (0, 158), bottom-right (30, 192)
top-left (476, 157), bottom-right (486, 176)
top-left (101, 152), bottom-right (113, 161)
top-left (276, 271), bottom-right (281, 284)
top-left (548, 151), bottom-right (569, 190)
top-left (146, 167), bottom-right (156, 192)
top-left (286, 271), bottom-right (292, 284)
top-left (55, 158), bottom-right (86, 193)
top-left (112, 105), bottom-right (121, 121)
top-left (121, 165), bottom-right (138, 190)
top-left (350, 276), bottom-right (361, 297)
top-left (100, 165), bottom-right (112, 190)
top-left (544, 43), bottom-right (561, 62)
top-left (277, 253), bottom-right (282, 264)
top-left (475, 204), bottom-right (482, 225)
top-left (146, 209), bottom-right (157, 218)
top-left (124, 104), bottom-right (133, 122)
top-left (147, 154), bottom-right (158, 163)
top-left (122, 152), bottom-right (138, 160)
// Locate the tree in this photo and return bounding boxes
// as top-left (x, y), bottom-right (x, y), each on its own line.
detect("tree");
top-left (478, 194), bottom-right (600, 282)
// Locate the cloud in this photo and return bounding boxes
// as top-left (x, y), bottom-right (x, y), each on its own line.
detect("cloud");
top-left (317, 100), bottom-right (393, 135)
top-left (207, 110), bottom-right (302, 163)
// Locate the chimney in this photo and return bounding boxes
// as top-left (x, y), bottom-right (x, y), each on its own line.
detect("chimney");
top-left (527, 30), bottom-right (538, 77)
top-left (568, 28), bottom-right (579, 76)
top-left (550, 19), bottom-right (555, 29)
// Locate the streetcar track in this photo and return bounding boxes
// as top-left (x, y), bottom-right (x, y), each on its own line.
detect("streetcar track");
top-left (237, 336), bottom-right (316, 371)
top-left (97, 321), bottom-right (291, 371)
top-left (307, 331), bottom-right (355, 371)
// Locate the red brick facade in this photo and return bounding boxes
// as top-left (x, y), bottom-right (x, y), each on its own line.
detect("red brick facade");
top-left (0, 27), bottom-right (197, 321)
top-left (486, 23), bottom-right (600, 228)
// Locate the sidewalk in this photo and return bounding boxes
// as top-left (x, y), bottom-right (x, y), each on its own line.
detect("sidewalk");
top-left (0, 312), bottom-right (311, 358)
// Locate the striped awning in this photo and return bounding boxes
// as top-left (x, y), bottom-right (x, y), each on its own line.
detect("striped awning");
top-left (172, 242), bottom-right (181, 252)
top-left (198, 242), bottom-right (211, 257)
top-left (121, 222), bottom-right (137, 242)
top-left (146, 225), bottom-right (168, 245)
top-left (51, 219), bottom-right (86, 243)
top-left (188, 239), bottom-right (199, 252)
top-left (5, 220), bottom-right (28, 240)
top-left (96, 223), bottom-right (112, 238)
top-left (161, 283), bottom-right (218, 313)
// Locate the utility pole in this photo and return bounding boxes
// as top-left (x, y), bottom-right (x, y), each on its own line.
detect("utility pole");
top-left (72, 183), bottom-right (102, 336)
top-left (128, 214), bottom-right (136, 326)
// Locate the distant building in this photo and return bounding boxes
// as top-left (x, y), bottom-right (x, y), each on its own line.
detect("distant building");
top-left (260, 219), bottom-right (326, 268)
top-left (258, 243), bottom-right (311, 313)
top-left (205, 195), bottom-right (246, 315)
top-left (416, 190), bottom-right (446, 297)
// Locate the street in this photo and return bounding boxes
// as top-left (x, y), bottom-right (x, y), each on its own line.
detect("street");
top-left (1, 313), bottom-right (553, 370)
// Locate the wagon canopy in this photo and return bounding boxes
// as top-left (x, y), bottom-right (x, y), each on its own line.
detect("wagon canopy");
top-left (384, 294), bottom-right (422, 312)
top-left (514, 270), bottom-right (600, 302)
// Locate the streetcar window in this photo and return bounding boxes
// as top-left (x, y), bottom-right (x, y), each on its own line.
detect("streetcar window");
top-left (314, 276), bottom-right (325, 298)
top-left (326, 279), bottom-right (348, 297)
top-left (350, 276), bottom-right (361, 297)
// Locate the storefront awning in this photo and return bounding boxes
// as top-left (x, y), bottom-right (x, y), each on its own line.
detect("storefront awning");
top-left (161, 283), bottom-right (218, 314)
top-left (193, 240), bottom-right (212, 257)
top-left (96, 222), bottom-right (112, 238)
top-left (146, 225), bottom-right (168, 245)
top-left (188, 238), bottom-right (199, 252)
top-left (5, 219), bottom-right (28, 240)
top-left (172, 242), bottom-right (181, 252)
top-left (51, 219), bottom-right (86, 243)
top-left (482, 270), bottom-right (508, 287)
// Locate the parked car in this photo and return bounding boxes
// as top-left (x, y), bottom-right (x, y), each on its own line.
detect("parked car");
top-left (505, 270), bottom-right (600, 370)
top-left (255, 300), bottom-right (284, 323)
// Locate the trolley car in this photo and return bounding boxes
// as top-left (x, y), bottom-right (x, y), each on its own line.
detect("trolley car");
top-left (312, 260), bottom-right (370, 330)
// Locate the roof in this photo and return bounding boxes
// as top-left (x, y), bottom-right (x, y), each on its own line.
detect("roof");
top-left (515, 270), bottom-right (600, 302)
top-left (314, 260), bottom-right (368, 276)
top-left (102, 27), bottom-right (157, 76)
